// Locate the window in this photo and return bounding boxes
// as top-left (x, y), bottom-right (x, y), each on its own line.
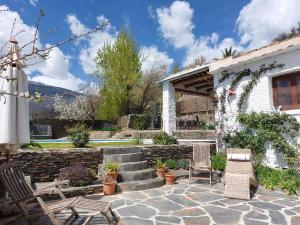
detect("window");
top-left (273, 72), bottom-right (300, 110)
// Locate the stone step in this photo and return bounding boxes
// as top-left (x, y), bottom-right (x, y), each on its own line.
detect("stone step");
top-left (103, 147), bottom-right (142, 155)
top-left (103, 152), bottom-right (143, 163)
top-left (119, 161), bottom-right (149, 171)
top-left (116, 177), bottom-right (165, 192)
top-left (119, 168), bottom-right (156, 182)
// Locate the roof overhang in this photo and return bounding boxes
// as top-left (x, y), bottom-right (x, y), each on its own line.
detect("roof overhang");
top-left (209, 36), bottom-right (300, 73)
top-left (159, 65), bottom-right (212, 96)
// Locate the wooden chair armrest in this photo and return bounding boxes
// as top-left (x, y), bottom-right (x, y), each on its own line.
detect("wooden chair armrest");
top-left (34, 180), bottom-right (69, 197)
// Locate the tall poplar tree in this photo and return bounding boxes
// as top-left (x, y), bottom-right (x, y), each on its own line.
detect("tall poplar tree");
top-left (95, 30), bottom-right (142, 120)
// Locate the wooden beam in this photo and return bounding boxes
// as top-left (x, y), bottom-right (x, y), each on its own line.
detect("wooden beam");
top-left (184, 78), bottom-right (213, 88)
top-left (195, 83), bottom-right (211, 90)
top-left (172, 72), bottom-right (211, 85)
top-left (175, 88), bottom-right (210, 96)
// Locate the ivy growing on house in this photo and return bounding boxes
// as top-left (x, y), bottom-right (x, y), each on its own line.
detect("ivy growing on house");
top-left (218, 61), bottom-right (284, 112)
top-left (215, 61), bottom-right (300, 167)
top-left (225, 112), bottom-right (300, 166)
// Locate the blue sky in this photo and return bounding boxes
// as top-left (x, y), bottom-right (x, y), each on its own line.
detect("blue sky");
top-left (1, 0), bottom-right (300, 90)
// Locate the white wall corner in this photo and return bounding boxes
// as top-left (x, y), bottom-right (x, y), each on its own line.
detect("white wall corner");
top-left (162, 81), bottom-right (176, 135)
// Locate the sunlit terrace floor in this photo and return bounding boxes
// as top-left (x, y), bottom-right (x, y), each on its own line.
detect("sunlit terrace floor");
top-left (10, 179), bottom-right (300, 225)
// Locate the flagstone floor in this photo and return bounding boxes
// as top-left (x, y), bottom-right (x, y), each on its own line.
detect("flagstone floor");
top-left (9, 179), bottom-right (300, 225)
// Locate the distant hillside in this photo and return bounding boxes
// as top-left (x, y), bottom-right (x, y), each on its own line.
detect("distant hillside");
top-left (29, 81), bottom-right (81, 119)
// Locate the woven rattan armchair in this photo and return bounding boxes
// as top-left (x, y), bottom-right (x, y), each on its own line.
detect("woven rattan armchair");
top-left (224, 148), bottom-right (257, 200)
top-left (189, 143), bottom-right (212, 186)
top-left (0, 162), bottom-right (118, 225)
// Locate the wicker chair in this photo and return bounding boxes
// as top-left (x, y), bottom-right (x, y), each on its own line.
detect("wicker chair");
top-left (224, 148), bottom-right (257, 200)
top-left (0, 162), bottom-right (118, 225)
top-left (189, 143), bottom-right (212, 186)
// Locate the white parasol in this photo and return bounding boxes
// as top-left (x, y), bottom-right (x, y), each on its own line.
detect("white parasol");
top-left (0, 39), bottom-right (30, 160)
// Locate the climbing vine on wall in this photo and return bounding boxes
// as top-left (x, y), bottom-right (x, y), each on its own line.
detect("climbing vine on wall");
top-left (219, 61), bottom-right (284, 112)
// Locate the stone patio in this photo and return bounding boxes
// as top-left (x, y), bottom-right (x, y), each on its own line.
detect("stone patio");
top-left (9, 179), bottom-right (300, 225)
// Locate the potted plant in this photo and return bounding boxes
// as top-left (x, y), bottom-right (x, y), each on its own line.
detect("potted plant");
top-left (165, 159), bottom-right (178, 185)
top-left (155, 158), bottom-right (166, 177)
top-left (102, 177), bottom-right (117, 195)
top-left (104, 162), bottom-right (120, 181)
top-left (211, 153), bottom-right (226, 182)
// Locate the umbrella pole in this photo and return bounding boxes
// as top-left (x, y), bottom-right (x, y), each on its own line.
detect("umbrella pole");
top-left (5, 152), bottom-right (10, 162)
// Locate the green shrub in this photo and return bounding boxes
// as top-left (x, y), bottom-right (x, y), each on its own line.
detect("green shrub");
top-left (58, 163), bottom-right (96, 187)
top-left (153, 132), bottom-right (178, 145)
top-left (94, 126), bottom-right (121, 131)
top-left (165, 159), bottom-right (180, 170)
top-left (131, 115), bottom-right (150, 130)
top-left (21, 141), bottom-right (42, 150)
top-left (255, 165), bottom-right (300, 195)
top-left (178, 159), bottom-right (189, 170)
top-left (211, 152), bottom-right (226, 171)
top-left (206, 122), bottom-right (216, 130)
top-left (67, 124), bottom-right (90, 148)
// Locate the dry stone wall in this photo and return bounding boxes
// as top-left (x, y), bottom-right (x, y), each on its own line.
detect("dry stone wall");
top-left (5, 144), bottom-right (215, 182)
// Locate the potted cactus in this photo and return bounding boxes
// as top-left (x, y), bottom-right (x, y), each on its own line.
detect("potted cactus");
top-left (155, 158), bottom-right (166, 178)
top-left (104, 162), bottom-right (120, 181)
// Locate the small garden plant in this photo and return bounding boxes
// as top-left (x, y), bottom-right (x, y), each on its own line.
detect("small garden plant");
top-left (165, 159), bottom-right (180, 170)
top-left (155, 158), bottom-right (166, 170)
top-left (58, 163), bottom-right (96, 187)
top-left (153, 132), bottom-right (178, 145)
top-left (104, 162), bottom-right (120, 172)
top-left (211, 152), bottom-right (226, 171)
top-left (67, 124), bottom-right (90, 148)
top-left (255, 165), bottom-right (300, 195)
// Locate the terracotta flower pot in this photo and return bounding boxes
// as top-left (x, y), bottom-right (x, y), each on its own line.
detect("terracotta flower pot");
top-left (156, 168), bottom-right (165, 177)
top-left (165, 173), bottom-right (175, 185)
top-left (106, 171), bottom-right (118, 181)
top-left (103, 180), bottom-right (116, 195)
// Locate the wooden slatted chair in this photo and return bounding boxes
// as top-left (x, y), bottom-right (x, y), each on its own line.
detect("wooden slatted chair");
top-left (0, 162), bottom-right (118, 225)
top-left (189, 143), bottom-right (212, 186)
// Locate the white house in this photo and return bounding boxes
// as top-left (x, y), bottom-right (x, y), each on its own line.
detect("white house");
top-left (160, 36), bottom-right (300, 167)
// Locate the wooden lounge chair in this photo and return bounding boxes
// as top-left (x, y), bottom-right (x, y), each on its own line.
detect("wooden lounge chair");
top-left (0, 162), bottom-right (118, 225)
top-left (189, 143), bottom-right (212, 186)
top-left (224, 148), bottom-right (258, 200)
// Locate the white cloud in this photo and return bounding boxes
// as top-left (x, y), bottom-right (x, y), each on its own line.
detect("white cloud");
top-left (66, 14), bottom-right (88, 36)
top-left (28, 0), bottom-right (38, 7)
top-left (156, 0), bottom-right (300, 66)
top-left (157, 1), bottom-right (195, 49)
top-left (66, 14), bottom-right (116, 74)
top-left (236, 0), bottom-right (300, 49)
top-left (148, 6), bottom-right (156, 20)
top-left (140, 46), bottom-right (174, 73)
top-left (29, 47), bottom-right (83, 91)
top-left (0, 5), bottom-right (83, 91)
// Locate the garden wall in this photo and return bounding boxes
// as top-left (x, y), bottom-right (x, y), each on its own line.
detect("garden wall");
top-left (5, 144), bottom-right (215, 182)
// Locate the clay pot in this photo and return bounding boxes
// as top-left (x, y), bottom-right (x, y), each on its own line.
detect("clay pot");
top-left (103, 180), bottom-right (116, 195)
top-left (106, 171), bottom-right (118, 181)
top-left (165, 173), bottom-right (175, 185)
top-left (156, 168), bottom-right (165, 178)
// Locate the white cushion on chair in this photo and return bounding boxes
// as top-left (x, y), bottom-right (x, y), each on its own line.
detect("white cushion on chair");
top-left (227, 153), bottom-right (251, 161)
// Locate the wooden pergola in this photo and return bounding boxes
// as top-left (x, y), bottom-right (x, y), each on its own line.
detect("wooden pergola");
top-left (159, 65), bottom-right (214, 134)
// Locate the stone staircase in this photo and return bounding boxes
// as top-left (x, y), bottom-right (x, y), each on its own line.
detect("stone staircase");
top-left (101, 147), bottom-right (164, 192)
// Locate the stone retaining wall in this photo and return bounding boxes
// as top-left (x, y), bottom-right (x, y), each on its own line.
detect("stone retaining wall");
top-left (6, 144), bottom-right (215, 182)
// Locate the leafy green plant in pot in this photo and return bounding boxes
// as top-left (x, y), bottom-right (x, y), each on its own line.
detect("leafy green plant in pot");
top-left (211, 152), bottom-right (226, 181)
top-left (155, 158), bottom-right (166, 178)
top-left (104, 162), bottom-right (120, 181)
top-left (165, 159), bottom-right (179, 185)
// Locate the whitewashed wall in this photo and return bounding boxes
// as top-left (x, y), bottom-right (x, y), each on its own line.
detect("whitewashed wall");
top-left (212, 48), bottom-right (300, 167)
top-left (162, 81), bottom-right (176, 135)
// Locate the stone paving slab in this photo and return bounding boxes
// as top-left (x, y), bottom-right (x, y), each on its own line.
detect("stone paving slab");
top-left (5, 179), bottom-right (300, 225)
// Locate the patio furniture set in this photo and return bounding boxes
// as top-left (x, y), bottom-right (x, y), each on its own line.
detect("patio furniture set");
top-left (0, 144), bottom-right (257, 225)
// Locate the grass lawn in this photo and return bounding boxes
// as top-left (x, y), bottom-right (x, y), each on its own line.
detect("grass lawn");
top-left (24, 140), bottom-right (141, 149)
